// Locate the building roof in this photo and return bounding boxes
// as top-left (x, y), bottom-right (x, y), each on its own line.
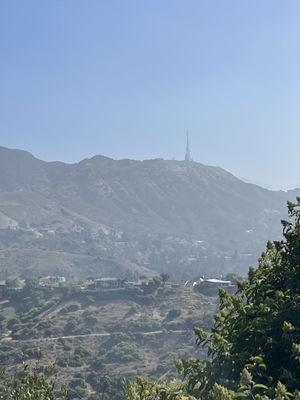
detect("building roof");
top-left (94, 277), bottom-right (120, 282)
top-left (206, 278), bottom-right (232, 284)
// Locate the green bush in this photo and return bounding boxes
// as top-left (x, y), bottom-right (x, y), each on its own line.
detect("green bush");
top-left (84, 315), bottom-right (98, 326)
top-left (56, 352), bottom-right (83, 368)
top-left (74, 346), bottom-right (91, 358)
top-left (0, 366), bottom-right (69, 400)
top-left (105, 342), bottom-right (140, 363)
top-left (128, 315), bottom-right (161, 332)
top-left (166, 309), bottom-right (181, 320)
top-left (125, 378), bottom-right (195, 400)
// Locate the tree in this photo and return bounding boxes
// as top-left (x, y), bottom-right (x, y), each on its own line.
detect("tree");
top-left (0, 366), bottom-right (69, 400)
top-left (160, 272), bottom-right (170, 286)
top-left (5, 275), bottom-right (21, 289)
top-left (125, 378), bottom-right (196, 400)
top-left (24, 277), bottom-right (40, 290)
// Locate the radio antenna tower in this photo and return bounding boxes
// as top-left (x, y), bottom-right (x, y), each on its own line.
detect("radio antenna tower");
top-left (185, 130), bottom-right (193, 162)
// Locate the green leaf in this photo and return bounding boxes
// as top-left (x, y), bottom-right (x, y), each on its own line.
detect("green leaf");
top-left (253, 384), bottom-right (269, 391)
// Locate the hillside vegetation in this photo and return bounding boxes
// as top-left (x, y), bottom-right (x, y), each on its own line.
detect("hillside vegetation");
top-left (2, 199), bottom-right (300, 399)
top-left (126, 198), bottom-right (300, 399)
top-left (0, 280), bottom-right (216, 400)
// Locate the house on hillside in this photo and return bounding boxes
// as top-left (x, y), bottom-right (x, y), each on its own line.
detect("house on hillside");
top-left (39, 276), bottom-right (66, 288)
top-left (87, 277), bottom-right (124, 290)
top-left (193, 278), bottom-right (235, 296)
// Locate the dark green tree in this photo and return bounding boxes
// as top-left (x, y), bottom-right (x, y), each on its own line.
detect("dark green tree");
top-left (160, 272), bottom-right (170, 286)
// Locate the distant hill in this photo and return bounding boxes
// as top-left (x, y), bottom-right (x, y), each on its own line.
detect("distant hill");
top-left (0, 146), bottom-right (299, 280)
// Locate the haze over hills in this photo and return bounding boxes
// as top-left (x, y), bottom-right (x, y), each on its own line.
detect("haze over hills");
top-left (240, 176), bottom-right (300, 191)
top-left (0, 145), bottom-right (299, 280)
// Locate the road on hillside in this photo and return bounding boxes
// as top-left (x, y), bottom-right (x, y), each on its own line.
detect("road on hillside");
top-left (2, 330), bottom-right (187, 344)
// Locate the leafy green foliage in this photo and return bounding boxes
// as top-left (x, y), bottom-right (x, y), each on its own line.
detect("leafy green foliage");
top-left (0, 366), bottom-right (68, 400)
top-left (105, 341), bottom-right (141, 363)
top-left (166, 309), bottom-right (181, 321)
top-left (125, 377), bottom-right (196, 400)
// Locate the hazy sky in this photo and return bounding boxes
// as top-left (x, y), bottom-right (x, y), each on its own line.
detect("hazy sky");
top-left (1, 1), bottom-right (300, 189)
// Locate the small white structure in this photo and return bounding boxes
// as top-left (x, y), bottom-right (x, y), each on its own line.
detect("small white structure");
top-left (87, 277), bottom-right (123, 290)
top-left (39, 276), bottom-right (66, 288)
top-left (193, 277), bottom-right (235, 295)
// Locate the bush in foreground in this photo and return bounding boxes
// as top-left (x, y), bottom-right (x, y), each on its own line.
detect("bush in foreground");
top-left (0, 366), bottom-right (68, 400)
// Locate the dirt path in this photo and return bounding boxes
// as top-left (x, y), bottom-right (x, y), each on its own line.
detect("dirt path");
top-left (3, 329), bottom-right (186, 344)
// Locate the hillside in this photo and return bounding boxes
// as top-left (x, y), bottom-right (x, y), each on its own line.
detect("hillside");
top-left (0, 282), bottom-right (217, 399)
top-left (0, 146), bottom-right (299, 279)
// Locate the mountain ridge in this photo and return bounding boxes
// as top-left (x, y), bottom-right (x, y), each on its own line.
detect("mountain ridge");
top-left (0, 145), bottom-right (299, 280)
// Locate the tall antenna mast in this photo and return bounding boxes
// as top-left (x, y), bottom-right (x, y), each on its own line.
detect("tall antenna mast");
top-left (185, 130), bottom-right (192, 162)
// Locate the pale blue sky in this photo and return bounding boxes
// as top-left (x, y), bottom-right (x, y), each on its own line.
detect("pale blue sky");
top-left (1, 1), bottom-right (300, 188)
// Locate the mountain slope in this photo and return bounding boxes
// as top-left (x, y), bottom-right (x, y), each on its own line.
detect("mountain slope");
top-left (0, 146), bottom-right (298, 279)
